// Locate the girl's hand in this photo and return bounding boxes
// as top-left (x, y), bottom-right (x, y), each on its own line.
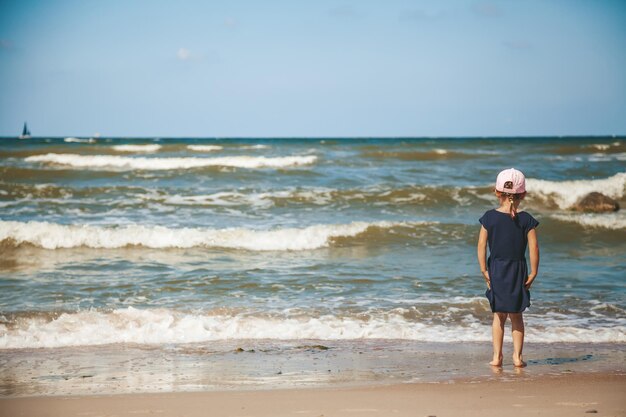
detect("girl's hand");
top-left (525, 274), bottom-right (536, 290)
top-left (482, 270), bottom-right (491, 290)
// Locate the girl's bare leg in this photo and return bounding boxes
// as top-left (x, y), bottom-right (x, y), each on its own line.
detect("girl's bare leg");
top-left (510, 313), bottom-right (526, 367)
top-left (490, 313), bottom-right (507, 366)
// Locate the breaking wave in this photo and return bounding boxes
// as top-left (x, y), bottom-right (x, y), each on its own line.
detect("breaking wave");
top-left (0, 220), bottom-right (431, 250)
top-left (156, 186), bottom-right (473, 208)
top-left (1, 307), bottom-right (623, 349)
top-left (527, 172), bottom-right (626, 209)
top-left (550, 212), bottom-right (626, 230)
top-left (112, 144), bottom-right (162, 152)
top-left (240, 144), bottom-right (269, 150)
top-left (24, 153), bottom-right (317, 170)
top-left (64, 137), bottom-right (95, 143)
top-left (186, 145), bottom-right (223, 152)
top-left (362, 149), bottom-right (477, 161)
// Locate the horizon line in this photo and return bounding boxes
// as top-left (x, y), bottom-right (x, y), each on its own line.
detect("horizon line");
top-left (1, 134), bottom-right (624, 140)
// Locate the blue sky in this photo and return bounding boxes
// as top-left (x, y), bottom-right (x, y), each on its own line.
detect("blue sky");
top-left (1, 0), bottom-right (625, 137)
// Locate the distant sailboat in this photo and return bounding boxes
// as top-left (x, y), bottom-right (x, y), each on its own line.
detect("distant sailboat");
top-left (19, 122), bottom-right (31, 139)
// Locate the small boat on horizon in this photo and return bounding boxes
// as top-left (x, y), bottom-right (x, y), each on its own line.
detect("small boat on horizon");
top-left (19, 122), bottom-right (31, 139)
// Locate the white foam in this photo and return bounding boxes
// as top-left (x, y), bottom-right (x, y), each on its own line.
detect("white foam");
top-left (161, 192), bottom-right (253, 207)
top-left (64, 137), bottom-right (95, 143)
top-left (159, 187), bottom-right (433, 208)
top-left (588, 152), bottom-right (626, 162)
top-left (551, 213), bottom-right (626, 230)
top-left (0, 220), bottom-right (426, 250)
top-left (25, 153), bottom-right (317, 170)
top-left (240, 144), bottom-right (269, 150)
top-left (112, 144), bottom-right (162, 153)
top-left (433, 149), bottom-right (448, 155)
top-left (1, 307), bottom-right (623, 349)
top-left (0, 309), bottom-right (488, 348)
top-left (186, 145), bottom-right (223, 152)
top-left (526, 172), bottom-right (626, 209)
top-left (159, 189), bottom-right (330, 208)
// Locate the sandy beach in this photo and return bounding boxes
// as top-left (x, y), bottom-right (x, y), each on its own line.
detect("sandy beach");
top-left (1, 372), bottom-right (624, 417)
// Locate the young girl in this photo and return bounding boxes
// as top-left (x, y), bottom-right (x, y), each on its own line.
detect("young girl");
top-left (477, 168), bottom-right (540, 367)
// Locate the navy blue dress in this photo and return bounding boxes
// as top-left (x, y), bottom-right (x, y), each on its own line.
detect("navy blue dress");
top-left (479, 209), bottom-right (539, 313)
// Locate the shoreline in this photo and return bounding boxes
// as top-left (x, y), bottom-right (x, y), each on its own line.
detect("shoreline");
top-left (1, 340), bottom-right (624, 398)
top-left (1, 372), bottom-right (624, 417)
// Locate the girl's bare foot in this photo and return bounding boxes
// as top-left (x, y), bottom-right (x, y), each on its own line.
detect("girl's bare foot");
top-left (513, 355), bottom-right (527, 367)
top-left (490, 355), bottom-right (503, 366)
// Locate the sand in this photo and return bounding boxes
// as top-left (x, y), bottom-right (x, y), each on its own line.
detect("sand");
top-left (1, 372), bottom-right (624, 417)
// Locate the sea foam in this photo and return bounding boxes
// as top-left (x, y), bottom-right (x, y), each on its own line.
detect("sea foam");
top-left (0, 220), bottom-right (426, 250)
top-left (64, 137), bottom-right (95, 143)
top-left (551, 212), bottom-right (626, 230)
top-left (112, 144), bottom-right (162, 152)
top-left (1, 307), bottom-right (623, 349)
top-left (25, 153), bottom-right (317, 170)
top-left (527, 172), bottom-right (626, 209)
top-left (240, 144), bottom-right (269, 150)
top-left (187, 145), bottom-right (223, 152)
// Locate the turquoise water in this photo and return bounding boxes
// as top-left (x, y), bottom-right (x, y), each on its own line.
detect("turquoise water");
top-left (0, 137), bottom-right (625, 349)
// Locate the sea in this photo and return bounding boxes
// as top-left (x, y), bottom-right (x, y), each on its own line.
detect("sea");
top-left (0, 136), bottom-right (625, 396)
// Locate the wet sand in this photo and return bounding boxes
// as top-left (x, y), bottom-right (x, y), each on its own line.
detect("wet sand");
top-left (1, 372), bottom-right (624, 417)
top-left (1, 340), bottom-right (624, 397)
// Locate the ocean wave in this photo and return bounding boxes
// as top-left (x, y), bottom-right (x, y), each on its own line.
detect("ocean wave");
top-left (591, 144), bottom-right (611, 151)
top-left (0, 183), bottom-right (154, 202)
top-left (362, 149), bottom-right (477, 161)
top-left (588, 152), bottom-right (626, 162)
top-left (161, 191), bottom-right (266, 207)
top-left (24, 153), bottom-right (317, 170)
top-left (550, 213), bottom-right (626, 230)
top-left (240, 144), bottom-right (269, 150)
top-left (112, 144), bottom-right (162, 153)
top-left (156, 186), bottom-right (486, 208)
top-left (64, 137), bottom-right (96, 143)
top-left (546, 141), bottom-right (624, 155)
top-left (0, 183), bottom-right (491, 213)
top-left (186, 145), bottom-right (223, 152)
top-left (1, 307), bottom-right (623, 349)
top-left (526, 172), bottom-right (626, 209)
top-left (0, 220), bottom-right (431, 250)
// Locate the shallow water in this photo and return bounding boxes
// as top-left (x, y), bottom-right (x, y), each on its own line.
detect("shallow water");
top-left (1, 340), bottom-right (623, 396)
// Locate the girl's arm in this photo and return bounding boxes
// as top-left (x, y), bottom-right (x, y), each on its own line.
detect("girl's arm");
top-left (477, 226), bottom-right (490, 289)
top-left (525, 228), bottom-right (540, 289)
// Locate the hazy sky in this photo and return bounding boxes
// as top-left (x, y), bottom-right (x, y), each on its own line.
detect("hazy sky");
top-left (1, 0), bottom-right (625, 137)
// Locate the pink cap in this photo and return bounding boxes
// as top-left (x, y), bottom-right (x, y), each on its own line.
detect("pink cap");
top-left (495, 168), bottom-right (526, 194)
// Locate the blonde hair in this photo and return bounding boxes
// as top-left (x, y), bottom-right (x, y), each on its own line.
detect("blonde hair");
top-left (495, 190), bottom-right (525, 219)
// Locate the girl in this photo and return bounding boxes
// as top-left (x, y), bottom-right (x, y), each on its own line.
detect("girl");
top-left (477, 168), bottom-right (540, 367)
